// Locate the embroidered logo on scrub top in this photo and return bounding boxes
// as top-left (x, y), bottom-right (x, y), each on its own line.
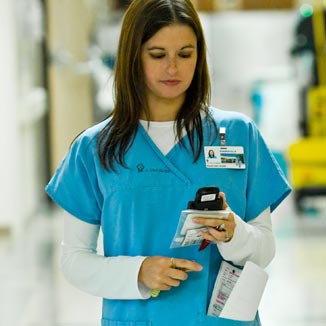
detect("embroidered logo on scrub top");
top-left (136, 163), bottom-right (170, 173)
top-left (137, 164), bottom-right (145, 172)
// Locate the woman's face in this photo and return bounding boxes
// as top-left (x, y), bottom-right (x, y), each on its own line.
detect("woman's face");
top-left (141, 24), bottom-right (197, 107)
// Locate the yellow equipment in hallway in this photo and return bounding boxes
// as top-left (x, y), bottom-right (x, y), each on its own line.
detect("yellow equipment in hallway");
top-left (289, 138), bottom-right (326, 189)
top-left (307, 85), bottom-right (326, 137)
top-left (289, 138), bottom-right (326, 210)
top-left (306, 1), bottom-right (326, 137)
top-left (288, 1), bottom-right (326, 211)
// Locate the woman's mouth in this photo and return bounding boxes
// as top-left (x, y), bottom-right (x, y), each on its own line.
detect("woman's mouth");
top-left (161, 80), bottom-right (181, 86)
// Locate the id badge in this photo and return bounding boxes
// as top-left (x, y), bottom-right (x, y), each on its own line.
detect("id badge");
top-left (204, 146), bottom-right (246, 169)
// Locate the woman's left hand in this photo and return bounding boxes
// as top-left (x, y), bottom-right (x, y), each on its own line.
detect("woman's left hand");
top-left (193, 192), bottom-right (236, 243)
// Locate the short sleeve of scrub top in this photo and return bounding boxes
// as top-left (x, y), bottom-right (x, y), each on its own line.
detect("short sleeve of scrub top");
top-left (244, 119), bottom-right (291, 219)
top-left (207, 108), bottom-right (291, 222)
top-left (45, 129), bottom-right (103, 225)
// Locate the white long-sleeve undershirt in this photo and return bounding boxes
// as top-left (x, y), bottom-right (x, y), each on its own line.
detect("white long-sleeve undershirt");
top-left (217, 208), bottom-right (275, 267)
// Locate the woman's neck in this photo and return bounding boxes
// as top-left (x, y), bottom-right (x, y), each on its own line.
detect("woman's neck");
top-left (141, 95), bottom-right (184, 122)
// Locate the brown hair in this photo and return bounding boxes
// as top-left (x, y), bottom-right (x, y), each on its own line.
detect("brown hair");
top-left (97, 0), bottom-right (213, 170)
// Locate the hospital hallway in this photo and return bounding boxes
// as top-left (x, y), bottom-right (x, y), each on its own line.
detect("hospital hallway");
top-left (1, 0), bottom-right (326, 325)
top-left (0, 193), bottom-right (325, 326)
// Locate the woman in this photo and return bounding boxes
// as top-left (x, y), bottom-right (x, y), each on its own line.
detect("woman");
top-left (208, 150), bottom-right (216, 158)
top-left (46, 0), bottom-right (291, 325)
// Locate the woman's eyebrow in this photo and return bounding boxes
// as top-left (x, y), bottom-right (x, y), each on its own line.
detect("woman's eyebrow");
top-left (147, 44), bottom-right (196, 51)
top-left (180, 45), bottom-right (196, 50)
top-left (147, 46), bottom-right (165, 51)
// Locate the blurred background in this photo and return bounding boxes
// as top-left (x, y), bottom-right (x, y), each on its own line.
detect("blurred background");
top-left (0, 0), bottom-right (325, 325)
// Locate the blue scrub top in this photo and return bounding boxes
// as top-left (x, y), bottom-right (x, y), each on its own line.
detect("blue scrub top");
top-left (46, 107), bottom-right (291, 326)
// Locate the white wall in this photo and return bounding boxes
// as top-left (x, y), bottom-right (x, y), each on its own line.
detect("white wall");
top-left (200, 10), bottom-right (301, 153)
top-left (0, 0), bottom-right (48, 236)
top-left (201, 10), bottom-right (298, 117)
top-left (0, 0), bottom-right (23, 230)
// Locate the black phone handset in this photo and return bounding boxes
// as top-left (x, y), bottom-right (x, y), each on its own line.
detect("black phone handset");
top-left (187, 186), bottom-right (223, 211)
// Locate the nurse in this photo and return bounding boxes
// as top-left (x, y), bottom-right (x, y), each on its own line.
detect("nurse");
top-left (46, 0), bottom-right (291, 325)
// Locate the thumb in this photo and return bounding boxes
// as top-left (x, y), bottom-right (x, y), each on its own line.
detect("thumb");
top-left (219, 191), bottom-right (229, 210)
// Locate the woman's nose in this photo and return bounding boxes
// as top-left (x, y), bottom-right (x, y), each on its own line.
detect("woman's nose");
top-left (166, 57), bottom-right (177, 75)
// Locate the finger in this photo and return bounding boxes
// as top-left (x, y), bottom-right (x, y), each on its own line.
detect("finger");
top-left (164, 277), bottom-right (181, 288)
top-left (207, 226), bottom-right (225, 238)
top-left (219, 192), bottom-right (228, 210)
top-left (155, 273), bottom-right (183, 290)
top-left (159, 270), bottom-right (188, 290)
top-left (168, 268), bottom-right (188, 281)
top-left (172, 258), bottom-right (203, 272)
top-left (209, 227), bottom-right (232, 242)
top-left (150, 273), bottom-right (180, 290)
top-left (193, 217), bottom-right (228, 228)
top-left (200, 229), bottom-right (225, 242)
top-left (158, 277), bottom-right (181, 291)
top-left (157, 284), bottom-right (172, 291)
top-left (200, 231), bottom-right (216, 242)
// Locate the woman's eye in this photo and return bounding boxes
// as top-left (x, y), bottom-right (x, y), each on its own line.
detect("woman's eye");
top-left (179, 53), bottom-right (192, 58)
top-left (150, 53), bottom-right (165, 59)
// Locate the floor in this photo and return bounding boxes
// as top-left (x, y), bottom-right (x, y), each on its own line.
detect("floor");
top-left (0, 193), bottom-right (325, 326)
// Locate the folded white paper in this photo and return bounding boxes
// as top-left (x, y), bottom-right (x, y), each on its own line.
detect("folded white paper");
top-left (208, 261), bottom-right (268, 321)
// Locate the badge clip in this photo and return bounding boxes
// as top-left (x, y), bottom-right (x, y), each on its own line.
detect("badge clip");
top-left (219, 127), bottom-right (226, 146)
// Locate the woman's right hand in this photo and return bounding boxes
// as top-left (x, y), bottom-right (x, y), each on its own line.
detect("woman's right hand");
top-left (138, 256), bottom-right (203, 291)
